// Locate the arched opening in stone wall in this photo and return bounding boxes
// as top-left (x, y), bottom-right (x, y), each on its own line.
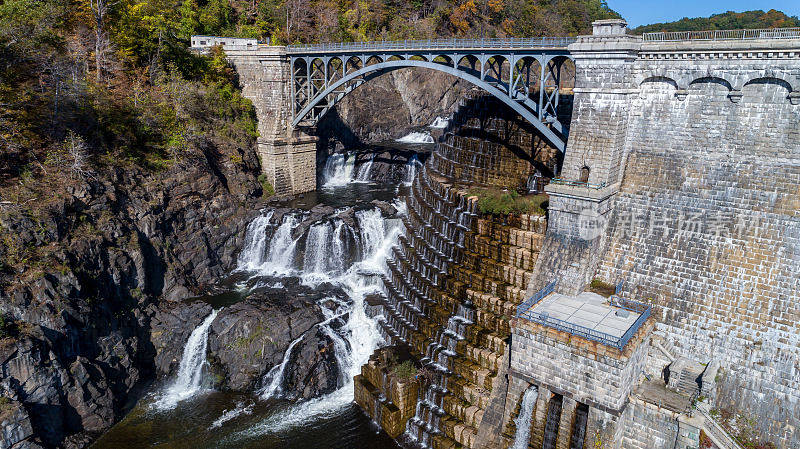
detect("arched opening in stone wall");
top-left (579, 166), bottom-right (590, 183)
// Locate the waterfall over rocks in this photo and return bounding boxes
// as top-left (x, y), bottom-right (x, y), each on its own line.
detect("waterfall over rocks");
top-left (355, 153), bottom-right (375, 182)
top-left (403, 154), bottom-right (420, 186)
top-left (396, 131), bottom-right (434, 144)
top-left (429, 116), bottom-right (449, 129)
top-left (237, 211), bottom-right (274, 270)
top-left (322, 153), bottom-right (357, 186)
top-left (511, 386), bottom-right (539, 449)
top-left (225, 203), bottom-right (404, 440)
top-left (236, 213), bottom-right (301, 276)
top-left (154, 309), bottom-right (219, 410)
top-left (356, 208), bottom-right (385, 260)
top-left (260, 334), bottom-right (307, 399)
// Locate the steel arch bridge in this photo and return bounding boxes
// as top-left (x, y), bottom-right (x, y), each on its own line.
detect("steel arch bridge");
top-left (287, 38), bottom-right (577, 152)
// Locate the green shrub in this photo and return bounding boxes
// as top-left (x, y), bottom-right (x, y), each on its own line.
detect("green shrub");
top-left (588, 278), bottom-right (616, 297)
top-left (468, 189), bottom-right (546, 216)
top-left (392, 360), bottom-right (417, 380)
top-left (0, 396), bottom-right (11, 417)
top-left (257, 174), bottom-right (275, 198)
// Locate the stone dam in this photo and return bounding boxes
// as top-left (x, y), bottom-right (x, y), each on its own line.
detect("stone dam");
top-left (195, 19), bottom-right (800, 449)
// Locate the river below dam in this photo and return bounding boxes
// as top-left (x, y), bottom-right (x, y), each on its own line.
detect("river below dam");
top-left (90, 144), bottom-right (426, 449)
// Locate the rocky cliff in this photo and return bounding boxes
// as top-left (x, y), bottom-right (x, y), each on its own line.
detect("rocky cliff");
top-left (316, 68), bottom-right (469, 149)
top-left (0, 142), bottom-right (263, 447)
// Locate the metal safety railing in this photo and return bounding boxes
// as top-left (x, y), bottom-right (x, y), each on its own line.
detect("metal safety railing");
top-left (642, 27), bottom-right (800, 42)
top-left (287, 37), bottom-right (577, 53)
top-left (517, 279), bottom-right (651, 351)
top-left (515, 280), bottom-right (558, 318)
top-left (549, 178), bottom-right (608, 189)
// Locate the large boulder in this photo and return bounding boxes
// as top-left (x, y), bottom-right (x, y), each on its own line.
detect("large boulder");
top-left (206, 285), bottom-right (345, 398)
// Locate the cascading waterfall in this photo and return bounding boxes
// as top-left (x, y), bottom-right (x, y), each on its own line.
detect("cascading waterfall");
top-left (154, 309), bottom-right (219, 410)
top-left (303, 221), bottom-right (331, 274)
top-left (302, 220), bottom-right (352, 282)
top-left (322, 153), bottom-right (357, 186)
top-left (356, 208), bottom-right (385, 260)
top-left (260, 334), bottom-right (307, 399)
top-left (396, 131), bottom-right (434, 144)
top-left (406, 302), bottom-right (473, 445)
top-left (237, 211), bottom-right (274, 270)
top-left (511, 386), bottom-right (539, 449)
top-left (322, 153), bottom-right (378, 185)
top-left (229, 206), bottom-right (404, 439)
top-left (403, 155), bottom-right (420, 186)
top-left (256, 214), bottom-right (300, 275)
top-left (355, 153), bottom-right (375, 182)
top-left (429, 116), bottom-right (449, 129)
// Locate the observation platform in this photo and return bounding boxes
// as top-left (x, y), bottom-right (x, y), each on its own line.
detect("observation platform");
top-left (515, 281), bottom-right (651, 351)
top-left (532, 291), bottom-right (642, 340)
top-left (511, 281), bottom-right (654, 413)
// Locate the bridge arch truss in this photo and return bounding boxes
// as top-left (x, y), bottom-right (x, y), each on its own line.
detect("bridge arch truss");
top-left (289, 46), bottom-right (575, 152)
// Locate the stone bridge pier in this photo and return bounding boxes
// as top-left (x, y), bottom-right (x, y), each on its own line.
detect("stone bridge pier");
top-left (225, 46), bottom-right (318, 195)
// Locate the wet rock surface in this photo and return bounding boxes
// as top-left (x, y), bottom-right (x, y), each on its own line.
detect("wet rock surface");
top-left (317, 68), bottom-right (466, 145)
top-left (150, 301), bottom-right (215, 377)
top-left (205, 282), bottom-right (346, 398)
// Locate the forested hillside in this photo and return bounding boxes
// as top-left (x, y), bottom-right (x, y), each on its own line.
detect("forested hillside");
top-left (632, 9), bottom-right (800, 34)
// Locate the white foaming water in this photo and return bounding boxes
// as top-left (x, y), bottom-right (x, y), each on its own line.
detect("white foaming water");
top-left (429, 116), bottom-right (449, 128)
top-left (323, 153), bottom-right (375, 186)
top-left (354, 153), bottom-right (375, 182)
top-left (209, 401), bottom-right (254, 429)
top-left (322, 153), bottom-right (356, 186)
top-left (230, 208), bottom-right (404, 440)
top-left (303, 222), bottom-right (331, 274)
top-left (251, 214), bottom-right (300, 276)
top-left (356, 209), bottom-right (385, 259)
top-left (302, 220), bottom-right (350, 284)
top-left (511, 385), bottom-right (539, 449)
top-left (396, 131), bottom-right (434, 144)
top-left (237, 211), bottom-right (274, 270)
top-left (260, 334), bottom-right (306, 399)
top-left (403, 154), bottom-right (420, 186)
top-left (153, 309), bottom-right (219, 411)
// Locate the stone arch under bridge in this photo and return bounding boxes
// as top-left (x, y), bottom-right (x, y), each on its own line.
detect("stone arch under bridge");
top-left (288, 48), bottom-right (575, 153)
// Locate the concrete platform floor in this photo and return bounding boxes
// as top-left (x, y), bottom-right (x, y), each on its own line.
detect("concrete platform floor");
top-left (531, 291), bottom-right (641, 338)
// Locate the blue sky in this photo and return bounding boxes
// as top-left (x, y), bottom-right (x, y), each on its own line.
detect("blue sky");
top-left (608, 1), bottom-right (800, 28)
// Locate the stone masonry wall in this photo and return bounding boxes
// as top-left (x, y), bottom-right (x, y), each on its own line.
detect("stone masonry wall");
top-left (226, 47), bottom-right (317, 194)
top-left (510, 319), bottom-right (652, 414)
top-left (597, 59), bottom-right (800, 447)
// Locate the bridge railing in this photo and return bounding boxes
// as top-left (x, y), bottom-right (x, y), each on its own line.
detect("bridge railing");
top-left (642, 27), bottom-right (800, 42)
top-left (287, 37), bottom-right (577, 53)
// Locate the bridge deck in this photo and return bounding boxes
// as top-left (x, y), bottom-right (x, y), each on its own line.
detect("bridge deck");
top-left (285, 37), bottom-right (576, 54)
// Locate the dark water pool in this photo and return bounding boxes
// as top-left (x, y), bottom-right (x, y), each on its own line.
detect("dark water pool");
top-left (91, 390), bottom-right (400, 449)
top-left (278, 182), bottom-right (407, 211)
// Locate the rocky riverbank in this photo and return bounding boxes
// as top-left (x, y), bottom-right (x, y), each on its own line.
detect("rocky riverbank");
top-left (0, 142), bottom-right (263, 447)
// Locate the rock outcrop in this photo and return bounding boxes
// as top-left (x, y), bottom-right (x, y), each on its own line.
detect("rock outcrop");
top-left (0, 138), bottom-right (263, 447)
top-left (316, 68), bottom-right (467, 147)
top-left (205, 289), bottom-right (332, 394)
top-left (0, 399), bottom-right (41, 449)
